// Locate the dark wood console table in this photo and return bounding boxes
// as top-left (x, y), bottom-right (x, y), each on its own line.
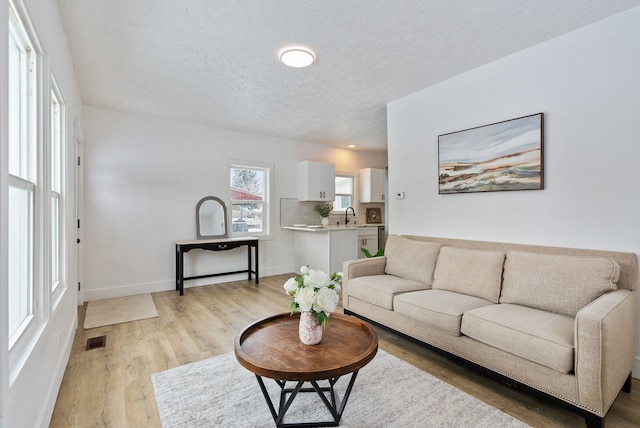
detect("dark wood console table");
top-left (175, 237), bottom-right (259, 295)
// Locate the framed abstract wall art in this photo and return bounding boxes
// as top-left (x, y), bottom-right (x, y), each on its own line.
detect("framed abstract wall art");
top-left (438, 113), bottom-right (544, 194)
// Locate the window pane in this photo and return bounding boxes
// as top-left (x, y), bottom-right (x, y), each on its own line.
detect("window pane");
top-left (51, 194), bottom-right (60, 290)
top-left (9, 185), bottom-right (33, 337)
top-left (51, 84), bottom-right (63, 291)
top-left (231, 203), bottom-right (263, 232)
top-left (333, 195), bottom-right (352, 211)
top-left (335, 176), bottom-right (352, 194)
top-left (229, 163), bottom-right (270, 236)
top-left (334, 176), bottom-right (354, 211)
top-left (230, 168), bottom-right (264, 201)
top-left (8, 5), bottom-right (38, 344)
top-left (8, 28), bottom-right (27, 178)
top-left (51, 90), bottom-right (61, 192)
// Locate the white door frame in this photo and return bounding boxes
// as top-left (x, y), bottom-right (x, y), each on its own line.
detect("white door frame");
top-left (74, 119), bottom-right (84, 305)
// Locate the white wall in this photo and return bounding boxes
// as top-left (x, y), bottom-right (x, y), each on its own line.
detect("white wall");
top-left (387, 7), bottom-right (640, 377)
top-left (1, 0), bottom-right (82, 426)
top-left (81, 106), bottom-right (386, 300)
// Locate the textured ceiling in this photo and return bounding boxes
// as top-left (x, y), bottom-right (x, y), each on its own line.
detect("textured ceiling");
top-left (56, 0), bottom-right (640, 151)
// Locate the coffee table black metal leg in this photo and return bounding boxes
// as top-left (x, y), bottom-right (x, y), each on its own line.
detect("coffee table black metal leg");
top-left (256, 375), bottom-right (277, 421)
top-left (335, 371), bottom-right (359, 418)
top-left (309, 381), bottom-right (340, 423)
top-left (308, 371), bottom-right (359, 425)
top-left (276, 382), bottom-right (306, 426)
top-left (254, 372), bottom-right (359, 427)
top-left (256, 376), bottom-right (305, 426)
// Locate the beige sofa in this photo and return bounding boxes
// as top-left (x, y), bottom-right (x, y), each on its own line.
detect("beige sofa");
top-left (342, 235), bottom-right (638, 428)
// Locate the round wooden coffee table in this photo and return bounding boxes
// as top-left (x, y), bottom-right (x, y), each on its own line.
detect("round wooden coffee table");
top-left (234, 312), bottom-right (378, 427)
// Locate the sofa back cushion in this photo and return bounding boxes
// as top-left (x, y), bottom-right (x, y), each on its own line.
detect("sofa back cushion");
top-left (384, 234), bottom-right (442, 285)
top-left (432, 247), bottom-right (505, 303)
top-left (500, 251), bottom-right (620, 316)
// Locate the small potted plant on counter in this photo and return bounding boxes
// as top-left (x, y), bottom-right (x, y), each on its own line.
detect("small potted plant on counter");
top-left (314, 203), bottom-right (333, 227)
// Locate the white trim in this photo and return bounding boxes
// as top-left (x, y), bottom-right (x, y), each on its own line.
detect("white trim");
top-left (80, 264), bottom-right (290, 301)
top-left (37, 321), bottom-right (74, 428)
top-left (50, 73), bottom-right (66, 305)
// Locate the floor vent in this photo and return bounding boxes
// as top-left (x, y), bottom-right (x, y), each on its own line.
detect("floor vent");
top-left (86, 335), bottom-right (107, 351)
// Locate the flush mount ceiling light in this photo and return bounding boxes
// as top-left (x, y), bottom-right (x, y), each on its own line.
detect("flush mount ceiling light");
top-left (280, 48), bottom-right (316, 68)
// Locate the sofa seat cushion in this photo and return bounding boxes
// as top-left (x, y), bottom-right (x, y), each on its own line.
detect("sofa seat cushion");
top-left (348, 274), bottom-right (429, 310)
top-left (394, 290), bottom-right (494, 336)
top-left (461, 304), bottom-right (575, 373)
top-left (500, 251), bottom-right (621, 316)
top-left (384, 235), bottom-right (442, 285)
top-left (432, 247), bottom-right (506, 303)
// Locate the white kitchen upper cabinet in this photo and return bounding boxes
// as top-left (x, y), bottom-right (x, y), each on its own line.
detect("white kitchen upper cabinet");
top-left (359, 168), bottom-right (386, 203)
top-left (297, 161), bottom-right (336, 201)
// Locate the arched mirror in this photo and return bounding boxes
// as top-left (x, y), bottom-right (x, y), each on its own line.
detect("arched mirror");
top-left (196, 196), bottom-right (228, 239)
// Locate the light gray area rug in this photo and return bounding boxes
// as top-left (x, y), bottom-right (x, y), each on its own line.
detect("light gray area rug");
top-left (83, 293), bottom-right (159, 329)
top-left (152, 349), bottom-right (530, 427)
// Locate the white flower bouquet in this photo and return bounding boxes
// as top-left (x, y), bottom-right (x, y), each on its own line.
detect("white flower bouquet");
top-left (284, 266), bottom-right (342, 328)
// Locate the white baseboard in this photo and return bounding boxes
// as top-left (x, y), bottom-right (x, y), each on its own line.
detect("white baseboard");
top-left (81, 265), bottom-right (293, 301)
top-left (39, 318), bottom-right (75, 428)
top-left (82, 279), bottom-right (173, 301)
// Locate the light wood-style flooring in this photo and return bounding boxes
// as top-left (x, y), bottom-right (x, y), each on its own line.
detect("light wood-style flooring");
top-left (51, 274), bottom-right (640, 427)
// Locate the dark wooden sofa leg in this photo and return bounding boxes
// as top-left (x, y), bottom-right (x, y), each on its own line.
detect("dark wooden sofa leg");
top-left (622, 373), bottom-right (632, 393)
top-left (584, 413), bottom-right (604, 428)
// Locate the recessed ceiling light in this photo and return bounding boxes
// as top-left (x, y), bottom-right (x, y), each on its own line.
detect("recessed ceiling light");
top-left (348, 144), bottom-right (356, 148)
top-left (280, 48), bottom-right (316, 68)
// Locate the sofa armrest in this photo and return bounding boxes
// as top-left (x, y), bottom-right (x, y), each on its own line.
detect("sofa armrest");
top-left (575, 289), bottom-right (638, 415)
top-left (342, 256), bottom-right (387, 282)
top-left (341, 257), bottom-right (387, 309)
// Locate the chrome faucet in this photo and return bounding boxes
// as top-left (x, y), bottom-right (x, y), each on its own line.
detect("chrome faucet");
top-left (345, 207), bottom-right (356, 225)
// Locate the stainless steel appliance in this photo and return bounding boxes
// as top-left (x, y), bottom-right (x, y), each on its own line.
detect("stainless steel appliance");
top-left (378, 226), bottom-right (386, 250)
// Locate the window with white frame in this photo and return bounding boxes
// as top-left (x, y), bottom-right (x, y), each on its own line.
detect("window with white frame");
top-left (50, 83), bottom-right (64, 292)
top-left (333, 175), bottom-right (354, 212)
top-left (229, 163), bottom-right (271, 236)
top-left (8, 3), bottom-right (37, 344)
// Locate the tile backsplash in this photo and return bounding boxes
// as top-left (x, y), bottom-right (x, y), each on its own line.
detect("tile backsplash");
top-left (280, 198), bottom-right (325, 226)
top-left (280, 198), bottom-right (383, 227)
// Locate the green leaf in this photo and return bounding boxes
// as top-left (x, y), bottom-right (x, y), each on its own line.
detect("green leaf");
top-left (290, 301), bottom-right (299, 315)
top-left (361, 247), bottom-right (384, 257)
top-left (317, 311), bottom-right (329, 328)
top-left (360, 247), bottom-right (373, 257)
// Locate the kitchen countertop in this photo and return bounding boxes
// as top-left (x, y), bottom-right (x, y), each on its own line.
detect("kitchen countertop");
top-left (281, 225), bottom-right (358, 232)
top-left (281, 224), bottom-right (381, 232)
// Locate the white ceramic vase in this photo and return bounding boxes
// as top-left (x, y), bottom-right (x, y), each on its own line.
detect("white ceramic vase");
top-left (321, 217), bottom-right (329, 227)
top-left (299, 312), bottom-right (323, 345)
